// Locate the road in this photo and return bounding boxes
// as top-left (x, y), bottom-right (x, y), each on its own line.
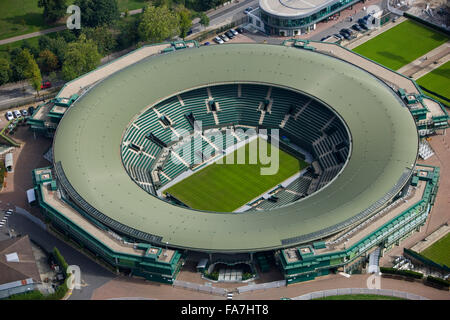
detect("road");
top-left (0, 211), bottom-right (115, 300)
top-left (191, 0), bottom-right (258, 33)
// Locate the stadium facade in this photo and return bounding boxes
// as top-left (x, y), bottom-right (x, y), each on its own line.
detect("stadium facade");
top-left (29, 41), bottom-right (446, 284)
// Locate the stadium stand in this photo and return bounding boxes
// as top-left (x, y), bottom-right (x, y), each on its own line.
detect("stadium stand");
top-left (121, 84), bottom-right (350, 210)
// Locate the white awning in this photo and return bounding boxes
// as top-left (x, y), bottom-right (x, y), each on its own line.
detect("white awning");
top-left (26, 189), bottom-right (36, 203)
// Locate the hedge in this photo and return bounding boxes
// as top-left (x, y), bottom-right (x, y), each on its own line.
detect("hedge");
top-left (53, 247), bottom-right (68, 276)
top-left (7, 278), bottom-right (69, 300)
top-left (426, 276), bottom-right (450, 288)
top-left (380, 267), bottom-right (424, 279)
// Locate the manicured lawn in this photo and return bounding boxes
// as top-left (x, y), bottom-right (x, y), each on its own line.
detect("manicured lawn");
top-left (0, 0), bottom-right (53, 41)
top-left (164, 138), bottom-right (308, 212)
top-left (421, 233), bottom-right (450, 267)
top-left (0, 36), bottom-right (40, 59)
top-left (117, 0), bottom-right (149, 12)
top-left (314, 294), bottom-right (405, 300)
top-left (353, 20), bottom-right (449, 70)
top-left (416, 61), bottom-right (450, 106)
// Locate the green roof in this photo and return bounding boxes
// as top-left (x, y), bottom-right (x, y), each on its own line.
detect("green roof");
top-left (53, 44), bottom-right (418, 253)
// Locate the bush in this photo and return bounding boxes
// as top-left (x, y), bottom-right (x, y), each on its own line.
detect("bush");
top-left (204, 271), bottom-right (219, 280)
top-left (242, 272), bottom-right (253, 280)
top-left (6, 278), bottom-right (69, 300)
top-left (53, 247), bottom-right (68, 275)
top-left (380, 267), bottom-right (423, 279)
top-left (426, 276), bottom-right (450, 288)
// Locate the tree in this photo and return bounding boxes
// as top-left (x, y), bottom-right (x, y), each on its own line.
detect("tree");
top-left (198, 12), bottom-right (210, 28)
top-left (75, 0), bottom-right (120, 28)
top-left (14, 49), bottom-right (42, 94)
top-left (62, 34), bottom-right (101, 80)
top-left (38, 0), bottom-right (68, 24)
top-left (178, 7), bottom-right (192, 38)
top-left (138, 5), bottom-right (180, 42)
top-left (0, 58), bottom-right (11, 85)
top-left (81, 26), bottom-right (117, 55)
top-left (38, 49), bottom-right (59, 73)
top-left (39, 36), bottom-right (68, 63)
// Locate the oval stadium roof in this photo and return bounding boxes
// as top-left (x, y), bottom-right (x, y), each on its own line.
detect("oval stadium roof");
top-left (53, 44), bottom-right (418, 253)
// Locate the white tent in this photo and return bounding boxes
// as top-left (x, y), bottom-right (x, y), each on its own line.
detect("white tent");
top-left (26, 189), bottom-right (36, 204)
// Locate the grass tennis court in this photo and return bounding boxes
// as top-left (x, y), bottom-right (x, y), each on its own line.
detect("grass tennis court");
top-left (416, 61), bottom-right (450, 106)
top-left (353, 20), bottom-right (449, 70)
top-left (420, 233), bottom-right (450, 267)
top-left (164, 138), bottom-right (308, 212)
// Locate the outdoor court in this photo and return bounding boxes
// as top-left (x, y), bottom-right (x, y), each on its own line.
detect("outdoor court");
top-left (164, 138), bottom-right (307, 212)
top-left (352, 19), bottom-right (449, 70)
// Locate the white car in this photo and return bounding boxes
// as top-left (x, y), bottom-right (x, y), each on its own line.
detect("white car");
top-left (220, 34), bottom-right (229, 42)
top-left (13, 110), bottom-right (22, 118)
top-left (21, 109), bottom-right (28, 117)
top-left (213, 36), bottom-right (224, 44)
top-left (5, 111), bottom-right (14, 121)
top-left (230, 29), bottom-right (238, 36)
top-left (5, 209), bottom-right (13, 216)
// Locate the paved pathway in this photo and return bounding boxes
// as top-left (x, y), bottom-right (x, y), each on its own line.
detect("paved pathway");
top-left (0, 25), bottom-right (66, 46)
top-left (397, 41), bottom-right (450, 79)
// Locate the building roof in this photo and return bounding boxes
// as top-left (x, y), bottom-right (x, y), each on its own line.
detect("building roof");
top-left (259, 0), bottom-right (335, 18)
top-left (53, 44), bottom-right (418, 253)
top-left (0, 236), bottom-right (41, 285)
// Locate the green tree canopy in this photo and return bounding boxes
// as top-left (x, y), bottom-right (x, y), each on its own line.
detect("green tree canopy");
top-left (14, 49), bottom-right (42, 93)
top-left (75, 0), bottom-right (120, 28)
top-left (138, 5), bottom-right (180, 42)
top-left (62, 34), bottom-right (101, 80)
top-left (0, 58), bottom-right (11, 85)
top-left (178, 7), bottom-right (192, 39)
top-left (198, 12), bottom-right (210, 27)
top-left (38, 49), bottom-right (59, 73)
top-left (81, 26), bottom-right (117, 55)
top-left (38, 0), bottom-right (68, 24)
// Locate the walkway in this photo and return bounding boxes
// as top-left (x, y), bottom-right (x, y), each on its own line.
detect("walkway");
top-left (397, 41), bottom-right (450, 79)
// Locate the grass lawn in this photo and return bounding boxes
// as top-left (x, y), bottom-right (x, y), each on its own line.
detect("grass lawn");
top-left (353, 20), bottom-right (449, 70)
top-left (118, 0), bottom-right (150, 12)
top-left (0, 36), bottom-right (40, 59)
top-left (164, 138), bottom-right (308, 212)
top-left (314, 294), bottom-right (405, 300)
top-left (420, 233), bottom-right (450, 267)
top-left (0, 0), bottom-right (54, 41)
top-left (416, 61), bottom-right (450, 106)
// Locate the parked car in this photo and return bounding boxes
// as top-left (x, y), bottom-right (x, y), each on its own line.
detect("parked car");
top-left (187, 29), bottom-right (193, 36)
top-left (28, 106), bottom-right (35, 116)
top-left (235, 27), bottom-right (244, 33)
top-left (41, 81), bottom-right (51, 89)
top-left (358, 22), bottom-right (369, 30)
top-left (13, 110), bottom-right (22, 118)
top-left (244, 7), bottom-right (253, 14)
top-left (230, 28), bottom-right (238, 36)
top-left (220, 34), bottom-right (229, 42)
top-left (225, 30), bottom-right (235, 39)
top-left (213, 36), bottom-right (224, 44)
top-left (203, 41), bottom-right (210, 46)
top-left (351, 24), bottom-right (362, 32)
top-left (340, 28), bottom-right (350, 35)
top-left (334, 33), bottom-right (344, 40)
top-left (5, 111), bottom-right (14, 121)
top-left (339, 31), bottom-right (351, 40)
top-left (20, 109), bottom-right (28, 117)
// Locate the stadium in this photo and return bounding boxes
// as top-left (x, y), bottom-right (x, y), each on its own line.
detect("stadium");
top-left (30, 42), bottom-right (443, 284)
